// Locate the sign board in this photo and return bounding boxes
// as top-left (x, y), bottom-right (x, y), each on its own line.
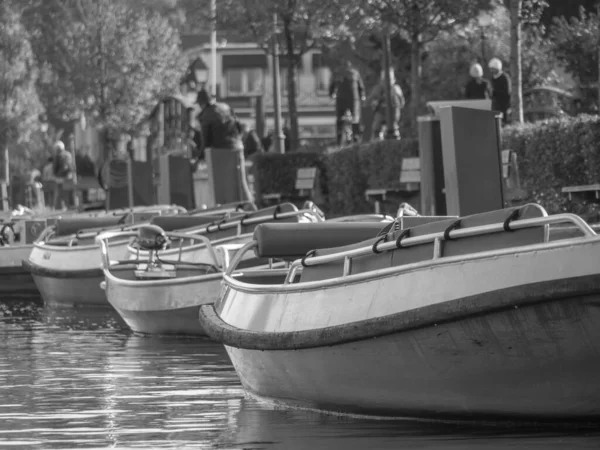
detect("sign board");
top-left (295, 168), bottom-right (317, 191)
top-left (399, 158), bottom-right (421, 184)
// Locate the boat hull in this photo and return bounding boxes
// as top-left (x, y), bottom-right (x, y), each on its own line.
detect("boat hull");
top-left (201, 236), bottom-right (600, 421)
top-left (28, 267), bottom-right (106, 307)
top-left (25, 239), bottom-right (130, 308)
top-left (223, 291), bottom-right (600, 421)
top-left (0, 245), bottom-right (38, 299)
top-left (105, 270), bottom-right (223, 335)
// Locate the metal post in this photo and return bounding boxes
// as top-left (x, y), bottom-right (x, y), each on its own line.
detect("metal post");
top-left (210, 0), bottom-right (218, 98)
top-left (127, 155), bottom-right (134, 208)
top-left (382, 28), bottom-right (400, 140)
top-left (271, 13), bottom-right (285, 154)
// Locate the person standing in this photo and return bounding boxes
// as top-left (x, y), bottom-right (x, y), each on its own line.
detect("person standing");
top-left (367, 69), bottom-right (405, 140)
top-left (488, 57), bottom-right (511, 125)
top-left (329, 60), bottom-right (366, 144)
top-left (51, 140), bottom-right (73, 210)
top-left (196, 88), bottom-right (254, 204)
top-left (465, 63), bottom-right (491, 100)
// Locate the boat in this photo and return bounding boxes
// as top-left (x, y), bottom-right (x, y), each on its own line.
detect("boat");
top-left (96, 204), bottom-right (327, 336)
top-left (0, 206), bottom-right (159, 300)
top-left (126, 203), bottom-right (326, 265)
top-left (22, 205), bottom-right (186, 307)
top-left (199, 204), bottom-right (600, 421)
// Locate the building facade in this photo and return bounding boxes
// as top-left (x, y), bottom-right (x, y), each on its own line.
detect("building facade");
top-left (180, 32), bottom-right (337, 142)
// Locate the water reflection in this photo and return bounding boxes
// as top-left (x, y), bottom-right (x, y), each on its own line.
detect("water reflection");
top-left (1, 301), bottom-right (599, 449)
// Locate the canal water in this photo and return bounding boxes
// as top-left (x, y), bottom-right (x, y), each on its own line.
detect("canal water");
top-left (1, 299), bottom-right (600, 450)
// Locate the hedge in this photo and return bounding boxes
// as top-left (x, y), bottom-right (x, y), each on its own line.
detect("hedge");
top-left (502, 114), bottom-right (600, 218)
top-left (252, 115), bottom-right (600, 219)
top-left (251, 138), bottom-right (419, 215)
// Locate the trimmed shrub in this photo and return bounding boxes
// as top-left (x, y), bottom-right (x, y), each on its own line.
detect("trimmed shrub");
top-left (251, 152), bottom-right (326, 207)
top-left (502, 114), bottom-right (600, 218)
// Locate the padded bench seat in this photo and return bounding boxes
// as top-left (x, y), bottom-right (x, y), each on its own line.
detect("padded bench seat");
top-left (54, 215), bottom-right (131, 237)
top-left (253, 222), bottom-right (391, 260)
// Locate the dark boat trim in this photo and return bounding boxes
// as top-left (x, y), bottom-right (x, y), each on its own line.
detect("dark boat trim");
top-left (21, 259), bottom-right (103, 279)
top-left (198, 273), bottom-right (600, 350)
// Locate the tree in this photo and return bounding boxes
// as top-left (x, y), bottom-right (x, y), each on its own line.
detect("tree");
top-left (24, 0), bottom-right (184, 155)
top-left (0, 1), bottom-right (44, 179)
top-left (362, 0), bottom-right (495, 129)
top-left (549, 6), bottom-right (600, 111)
top-left (215, 0), bottom-right (357, 151)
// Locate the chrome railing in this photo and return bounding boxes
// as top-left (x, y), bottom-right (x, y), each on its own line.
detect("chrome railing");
top-left (223, 212), bottom-right (597, 285)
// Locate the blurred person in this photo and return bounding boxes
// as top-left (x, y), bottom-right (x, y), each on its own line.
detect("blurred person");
top-left (329, 60), bottom-right (366, 145)
top-left (488, 57), bottom-right (511, 125)
top-left (196, 88), bottom-right (254, 203)
top-left (51, 140), bottom-right (73, 210)
top-left (240, 123), bottom-right (264, 159)
top-left (367, 68), bottom-right (405, 140)
top-left (465, 63), bottom-right (491, 100)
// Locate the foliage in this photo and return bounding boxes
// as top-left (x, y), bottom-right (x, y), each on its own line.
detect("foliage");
top-left (24, 0), bottom-right (184, 135)
top-left (251, 151), bottom-right (325, 206)
top-left (549, 7), bottom-right (599, 110)
top-left (0, 1), bottom-right (44, 146)
top-left (422, 4), bottom-right (566, 104)
top-left (501, 115), bottom-right (600, 218)
top-left (252, 138), bottom-right (418, 215)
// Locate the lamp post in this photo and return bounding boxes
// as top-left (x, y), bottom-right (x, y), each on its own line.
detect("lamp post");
top-left (382, 27), bottom-right (399, 140)
top-left (210, 0), bottom-right (217, 97)
top-left (271, 12), bottom-right (285, 154)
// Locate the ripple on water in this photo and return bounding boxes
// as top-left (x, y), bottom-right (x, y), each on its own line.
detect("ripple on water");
top-left (1, 300), bottom-right (600, 449)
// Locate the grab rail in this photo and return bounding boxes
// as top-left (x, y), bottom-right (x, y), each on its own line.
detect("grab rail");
top-left (95, 229), bottom-right (221, 271)
top-left (223, 213), bottom-right (596, 284)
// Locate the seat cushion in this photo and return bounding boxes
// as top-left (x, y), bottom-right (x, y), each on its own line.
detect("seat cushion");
top-left (54, 215), bottom-right (131, 237)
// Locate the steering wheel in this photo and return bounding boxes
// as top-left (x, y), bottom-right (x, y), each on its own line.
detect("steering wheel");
top-left (133, 225), bottom-right (170, 252)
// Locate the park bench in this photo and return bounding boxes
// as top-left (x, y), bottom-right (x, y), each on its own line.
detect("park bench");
top-left (561, 184), bottom-right (600, 203)
top-left (365, 157), bottom-right (421, 214)
top-left (262, 167), bottom-right (319, 206)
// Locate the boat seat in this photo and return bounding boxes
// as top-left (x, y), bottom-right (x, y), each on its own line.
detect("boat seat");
top-left (202, 203), bottom-right (302, 241)
top-left (54, 215), bottom-right (131, 237)
top-left (300, 204), bottom-right (548, 283)
top-left (253, 222), bottom-right (391, 261)
top-left (187, 201), bottom-right (257, 216)
top-left (150, 214), bottom-right (233, 232)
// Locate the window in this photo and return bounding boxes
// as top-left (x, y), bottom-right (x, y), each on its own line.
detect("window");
top-left (226, 68), bottom-right (263, 96)
top-left (280, 67), bottom-right (300, 94)
top-left (315, 67), bottom-right (331, 94)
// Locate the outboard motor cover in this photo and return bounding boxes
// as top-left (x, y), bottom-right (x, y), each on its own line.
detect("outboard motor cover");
top-left (136, 224), bottom-right (169, 251)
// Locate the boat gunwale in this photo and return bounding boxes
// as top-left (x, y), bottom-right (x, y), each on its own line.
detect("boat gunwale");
top-left (126, 232), bottom-right (253, 258)
top-left (103, 264), bottom-right (224, 288)
top-left (200, 272), bottom-right (600, 350)
top-left (223, 235), bottom-right (600, 294)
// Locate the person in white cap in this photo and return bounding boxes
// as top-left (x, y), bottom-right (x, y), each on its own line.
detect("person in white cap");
top-left (465, 63), bottom-right (491, 100)
top-left (488, 57), bottom-right (511, 125)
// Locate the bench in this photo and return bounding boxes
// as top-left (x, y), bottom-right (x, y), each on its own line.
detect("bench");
top-left (261, 167), bottom-right (319, 205)
top-left (561, 184), bottom-right (600, 203)
top-left (365, 157), bottom-right (421, 214)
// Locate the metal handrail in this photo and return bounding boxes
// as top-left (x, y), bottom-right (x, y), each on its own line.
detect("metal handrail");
top-left (282, 213), bottom-right (595, 283)
top-left (223, 213), bottom-right (595, 285)
top-left (225, 241), bottom-right (258, 276)
top-left (95, 229), bottom-right (222, 271)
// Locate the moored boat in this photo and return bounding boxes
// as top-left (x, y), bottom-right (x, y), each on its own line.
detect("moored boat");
top-left (22, 205), bottom-right (185, 307)
top-left (199, 204), bottom-right (600, 422)
top-left (126, 203), bottom-right (325, 264)
top-left (97, 204), bottom-right (327, 336)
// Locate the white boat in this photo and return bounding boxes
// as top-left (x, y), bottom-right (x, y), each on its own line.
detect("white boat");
top-left (199, 204), bottom-right (600, 421)
top-left (126, 203), bottom-right (325, 264)
top-left (1, 207), bottom-right (148, 299)
top-left (22, 205), bottom-right (186, 307)
top-left (97, 204), bottom-right (328, 336)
